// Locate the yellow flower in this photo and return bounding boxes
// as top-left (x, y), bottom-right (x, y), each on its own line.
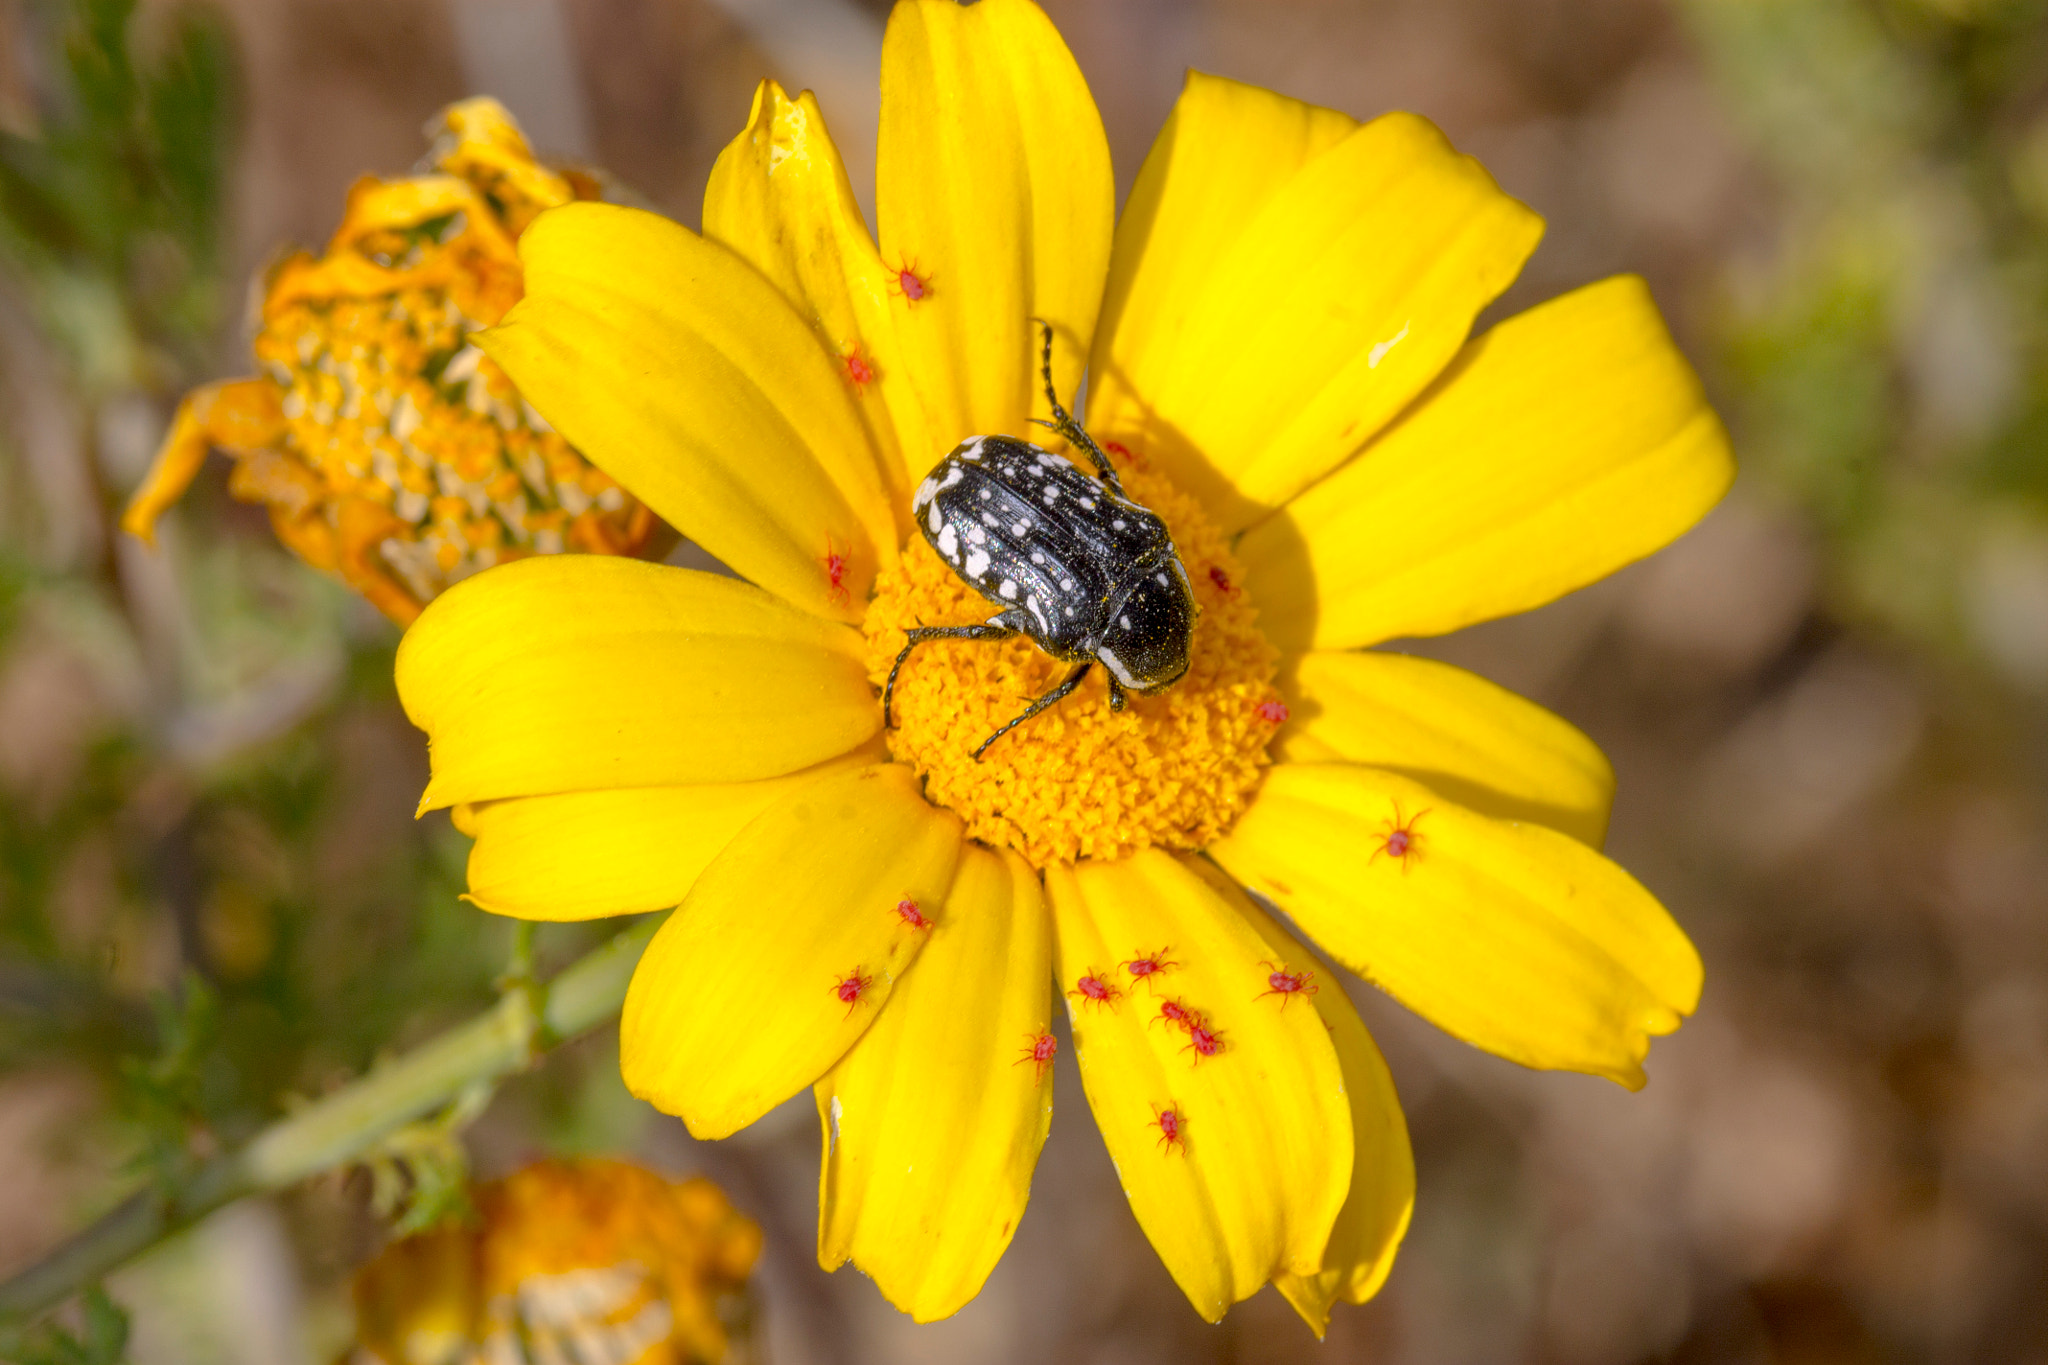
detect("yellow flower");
top-left (122, 98), bottom-right (656, 625)
top-left (396, 0), bottom-right (1732, 1332)
top-left (347, 1159), bottom-right (760, 1365)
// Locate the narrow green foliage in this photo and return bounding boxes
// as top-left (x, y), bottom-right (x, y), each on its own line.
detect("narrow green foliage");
top-left (0, 1285), bottom-right (131, 1365)
top-left (115, 971), bottom-right (217, 1197)
top-left (0, 0), bottom-right (237, 385)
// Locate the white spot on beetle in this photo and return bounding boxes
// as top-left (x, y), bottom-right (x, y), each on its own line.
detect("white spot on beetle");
top-left (927, 502), bottom-right (944, 535)
top-left (1030, 551), bottom-right (1046, 565)
top-left (1120, 614), bottom-right (1132, 630)
top-left (1061, 578), bottom-right (1074, 591)
top-left (915, 476), bottom-right (937, 506)
top-left (1043, 487), bottom-right (1059, 505)
top-left (1012, 521), bottom-right (1030, 536)
top-left (940, 465), bottom-right (964, 489)
top-left (1155, 572), bottom-right (1169, 586)
top-left (967, 524), bottom-right (987, 545)
top-left (1112, 519), bottom-right (1126, 530)
top-left (965, 548), bottom-right (991, 577)
top-left (999, 579), bottom-right (1018, 600)
top-left (937, 523), bottom-right (958, 559)
top-left (1080, 498), bottom-right (1096, 509)
top-left (979, 487), bottom-right (992, 501)
top-left (1099, 646), bottom-right (1142, 688)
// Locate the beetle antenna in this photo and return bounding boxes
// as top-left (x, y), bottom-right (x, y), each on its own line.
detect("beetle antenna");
top-left (1030, 317), bottom-right (1124, 497)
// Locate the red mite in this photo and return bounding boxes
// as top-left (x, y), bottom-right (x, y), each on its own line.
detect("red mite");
top-left (1122, 948), bottom-right (1180, 992)
top-left (1103, 439), bottom-right (1133, 462)
top-left (1181, 1019), bottom-right (1225, 1063)
top-left (894, 265), bottom-right (929, 303)
top-left (834, 968), bottom-right (874, 1014)
top-left (1370, 804), bottom-right (1432, 870)
top-left (894, 898), bottom-right (932, 932)
top-left (1150, 1104), bottom-right (1188, 1155)
top-left (823, 543), bottom-right (849, 605)
top-left (1257, 700), bottom-right (1290, 724)
top-left (1016, 1031), bottom-right (1058, 1082)
top-left (1067, 973), bottom-right (1121, 1010)
top-left (1256, 962), bottom-right (1318, 1009)
top-left (1208, 565), bottom-right (1236, 595)
top-left (844, 348), bottom-right (875, 388)
top-left (1152, 998), bottom-right (1197, 1032)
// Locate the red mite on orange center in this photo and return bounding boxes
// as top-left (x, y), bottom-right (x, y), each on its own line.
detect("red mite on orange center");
top-left (1257, 700), bottom-right (1289, 723)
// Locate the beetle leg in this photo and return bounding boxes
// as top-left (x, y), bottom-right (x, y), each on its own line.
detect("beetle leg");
top-left (1107, 674), bottom-right (1127, 712)
top-left (973, 661), bottom-right (1094, 761)
top-left (885, 623), bottom-right (1017, 728)
top-left (1030, 317), bottom-right (1127, 499)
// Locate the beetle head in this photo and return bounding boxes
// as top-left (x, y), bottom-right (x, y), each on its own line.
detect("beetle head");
top-left (1097, 558), bottom-right (1196, 694)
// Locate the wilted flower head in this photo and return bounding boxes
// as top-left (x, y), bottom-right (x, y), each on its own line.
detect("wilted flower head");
top-left (123, 98), bottom-right (655, 624)
top-left (347, 1159), bottom-right (760, 1365)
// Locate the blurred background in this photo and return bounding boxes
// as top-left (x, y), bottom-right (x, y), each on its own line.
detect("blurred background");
top-left (2, 0), bottom-right (2047, 1360)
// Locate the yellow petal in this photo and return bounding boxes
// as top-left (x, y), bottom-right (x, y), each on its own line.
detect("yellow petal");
top-left (816, 846), bottom-right (1053, 1322)
top-left (704, 81), bottom-right (928, 510)
top-left (1089, 75), bottom-right (1542, 531)
top-left (621, 763), bottom-right (963, 1139)
top-left (875, 0), bottom-right (1112, 465)
top-left (1176, 858), bottom-right (1412, 1335)
top-left (1045, 850), bottom-right (1351, 1321)
top-left (1277, 651), bottom-right (1615, 847)
top-left (458, 743), bottom-right (884, 921)
top-left (480, 202), bottom-right (897, 622)
top-left (1241, 274), bottom-right (1737, 652)
top-left (122, 379), bottom-right (286, 544)
top-left (1209, 763), bottom-right (1702, 1089)
top-left (397, 556), bottom-right (878, 812)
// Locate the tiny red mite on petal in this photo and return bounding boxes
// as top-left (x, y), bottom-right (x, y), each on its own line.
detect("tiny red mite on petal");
top-left (1255, 960), bottom-right (1318, 1009)
top-left (1067, 972), bottom-right (1121, 1011)
top-left (833, 968), bottom-right (874, 1015)
top-left (1150, 1104), bottom-right (1188, 1155)
top-left (844, 347), bottom-right (875, 388)
top-left (1369, 803), bottom-right (1431, 871)
top-left (1015, 1030), bottom-right (1057, 1082)
top-left (823, 540), bottom-right (850, 606)
top-left (894, 897), bottom-right (932, 931)
top-left (1181, 1019), bottom-right (1225, 1063)
top-left (1208, 565), bottom-right (1235, 595)
top-left (1257, 700), bottom-right (1289, 724)
top-left (891, 264), bottom-right (930, 303)
top-left (1122, 948), bottom-right (1180, 991)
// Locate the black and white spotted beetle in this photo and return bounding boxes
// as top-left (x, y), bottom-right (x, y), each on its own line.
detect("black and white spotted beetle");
top-left (884, 321), bottom-right (1198, 761)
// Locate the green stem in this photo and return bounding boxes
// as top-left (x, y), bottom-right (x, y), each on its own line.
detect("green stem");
top-left (0, 917), bottom-right (658, 1321)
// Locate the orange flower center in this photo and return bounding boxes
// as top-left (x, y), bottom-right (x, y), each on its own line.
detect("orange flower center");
top-left (862, 452), bottom-right (1284, 866)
